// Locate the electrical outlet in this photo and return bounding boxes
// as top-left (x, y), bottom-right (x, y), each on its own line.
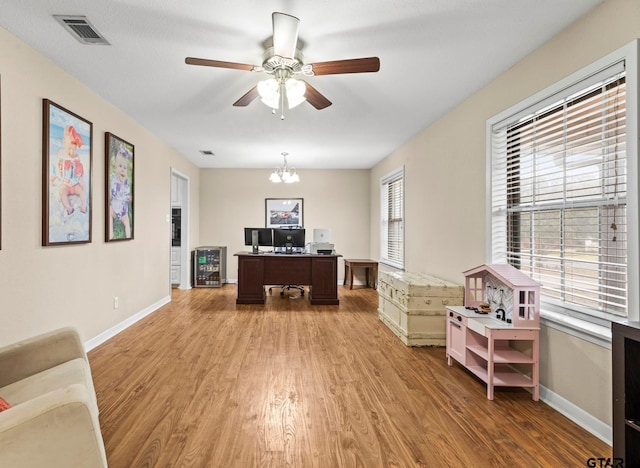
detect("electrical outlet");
top-left (113, 296), bottom-right (119, 309)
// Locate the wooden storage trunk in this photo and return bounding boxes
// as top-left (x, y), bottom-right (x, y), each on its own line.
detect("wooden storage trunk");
top-left (378, 270), bottom-right (464, 346)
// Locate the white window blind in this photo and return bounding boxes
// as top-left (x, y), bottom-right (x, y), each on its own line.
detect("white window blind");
top-left (490, 62), bottom-right (627, 319)
top-left (381, 167), bottom-right (404, 269)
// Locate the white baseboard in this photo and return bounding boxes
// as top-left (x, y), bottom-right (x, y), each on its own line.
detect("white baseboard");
top-left (84, 294), bottom-right (171, 352)
top-left (539, 384), bottom-right (612, 446)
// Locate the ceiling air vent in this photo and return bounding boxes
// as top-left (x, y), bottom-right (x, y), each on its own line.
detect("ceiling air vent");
top-left (200, 150), bottom-right (215, 156)
top-left (53, 15), bottom-right (110, 45)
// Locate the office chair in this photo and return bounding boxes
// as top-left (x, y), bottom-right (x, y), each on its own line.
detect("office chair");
top-left (267, 226), bottom-right (305, 298)
top-left (268, 284), bottom-right (305, 297)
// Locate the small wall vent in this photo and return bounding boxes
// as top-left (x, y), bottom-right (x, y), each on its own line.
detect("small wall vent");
top-left (53, 15), bottom-right (110, 45)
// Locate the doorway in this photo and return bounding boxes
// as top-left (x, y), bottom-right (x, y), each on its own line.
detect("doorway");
top-left (170, 169), bottom-right (190, 290)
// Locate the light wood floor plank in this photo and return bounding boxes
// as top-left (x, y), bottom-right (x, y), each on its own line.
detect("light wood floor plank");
top-left (89, 286), bottom-right (610, 467)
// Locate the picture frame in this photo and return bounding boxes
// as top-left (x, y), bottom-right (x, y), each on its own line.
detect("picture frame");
top-left (265, 198), bottom-right (303, 228)
top-left (42, 99), bottom-right (93, 246)
top-left (0, 75), bottom-right (2, 250)
top-left (105, 132), bottom-right (134, 241)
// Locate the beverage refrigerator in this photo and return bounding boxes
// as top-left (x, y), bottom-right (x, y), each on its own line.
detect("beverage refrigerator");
top-left (192, 246), bottom-right (227, 288)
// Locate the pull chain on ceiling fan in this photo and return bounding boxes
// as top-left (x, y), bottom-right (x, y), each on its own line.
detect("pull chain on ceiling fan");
top-left (185, 12), bottom-right (380, 118)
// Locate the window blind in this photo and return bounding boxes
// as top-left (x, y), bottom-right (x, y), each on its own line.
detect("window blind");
top-left (491, 63), bottom-right (627, 318)
top-left (381, 168), bottom-right (404, 269)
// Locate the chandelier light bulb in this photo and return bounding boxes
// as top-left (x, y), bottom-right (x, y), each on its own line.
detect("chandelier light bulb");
top-left (269, 170), bottom-right (282, 183)
top-left (285, 170), bottom-right (299, 183)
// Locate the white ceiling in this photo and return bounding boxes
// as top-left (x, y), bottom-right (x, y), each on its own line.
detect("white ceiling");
top-left (0, 0), bottom-right (601, 170)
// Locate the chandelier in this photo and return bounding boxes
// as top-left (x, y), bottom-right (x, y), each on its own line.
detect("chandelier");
top-left (269, 152), bottom-right (300, 183)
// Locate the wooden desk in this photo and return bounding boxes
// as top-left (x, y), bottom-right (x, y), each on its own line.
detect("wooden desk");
top-left (235, 252), bottom-right (340, 305)
top-left (343, 259), bottom-right (378, 290)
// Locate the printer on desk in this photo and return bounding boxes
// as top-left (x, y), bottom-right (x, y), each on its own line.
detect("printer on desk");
top-left (306, 228), bottom-right (335, 254)
top-left (307, 242), bottom-right (335, 255)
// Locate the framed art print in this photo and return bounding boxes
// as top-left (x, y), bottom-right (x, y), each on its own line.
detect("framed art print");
top-left (42, 99), bottom-right (93, 245)
top-left (265, 198), bottom-right (303, 228)
top-left (0, 75), bottom-right (2, 250)
top-left (105, 132), bottom-right (134, 241)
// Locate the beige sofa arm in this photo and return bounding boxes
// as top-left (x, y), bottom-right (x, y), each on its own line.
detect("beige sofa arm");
top-left (0, 383), bottom-right (107, 468)
top-left (0, 327), bottom-right (87, 388)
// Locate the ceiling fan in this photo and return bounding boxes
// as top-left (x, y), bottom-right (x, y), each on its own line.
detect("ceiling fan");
top-left (185, 12), bottom-right (380, 115)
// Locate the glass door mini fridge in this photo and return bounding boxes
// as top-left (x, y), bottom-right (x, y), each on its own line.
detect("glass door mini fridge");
top-left (193, 246), bottom-right (226, 288)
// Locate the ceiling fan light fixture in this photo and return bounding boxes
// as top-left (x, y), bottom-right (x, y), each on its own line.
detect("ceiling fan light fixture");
top-left (258, 76), bottom-right (306, 111)
top-left (186, 12), bottom-right (379, 113)
top-left (261, 96), bottom-right (280, 109)
top-left (285, 78), bottom-right (306, 108)
top-left (257, 78), bottom-right (278, 97)
top-left (257, 78), bottom-right (279, 108)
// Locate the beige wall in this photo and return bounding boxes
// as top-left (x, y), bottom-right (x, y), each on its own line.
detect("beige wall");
top-left (0, 26), bottom-right (200, 345)
top-left (199, 168), bottom-right (370, 280)
top-left (371, 0), bottom-right (640, 426)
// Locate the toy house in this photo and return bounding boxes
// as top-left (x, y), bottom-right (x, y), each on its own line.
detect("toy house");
top-left (463, 264), bottom-right (540, 328)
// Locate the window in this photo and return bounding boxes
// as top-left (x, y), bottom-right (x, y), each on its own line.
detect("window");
top-left (489, 60), bottom-right (630, 324)
top-left (381, 167), bottom-right (404, 269)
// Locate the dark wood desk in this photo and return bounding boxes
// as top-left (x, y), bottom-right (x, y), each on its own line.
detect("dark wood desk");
top-left (343, 259), bottom-right (378, 290)
top-left (235, 252), bottom-right (340, 305)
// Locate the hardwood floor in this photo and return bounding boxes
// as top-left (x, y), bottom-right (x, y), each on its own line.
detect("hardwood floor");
top-left (89, 286), bottom-right (611, 467)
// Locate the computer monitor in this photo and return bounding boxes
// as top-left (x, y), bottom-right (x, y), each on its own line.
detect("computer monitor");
top-left (313, 228), bottom-right (331, 243)
top-left (273, 228), bottom-right (306, 253)
top-left (243, 228), bottom-right (273, 248)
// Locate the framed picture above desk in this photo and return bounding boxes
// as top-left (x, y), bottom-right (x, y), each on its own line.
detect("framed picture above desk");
top-left (265, 198), bottom-right (303, 228)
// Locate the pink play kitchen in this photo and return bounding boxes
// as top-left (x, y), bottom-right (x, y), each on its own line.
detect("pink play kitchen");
top-left (446, 264), bottom-right (540, 400)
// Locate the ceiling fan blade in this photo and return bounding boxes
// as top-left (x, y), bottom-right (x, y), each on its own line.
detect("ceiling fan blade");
top-left (303, 81), bottom-right (332, 110)
top-left (272, 12), bottom-right (299, 59)
top-left (185, 57), bottom-right (259, 72)
top-left (308, 57), bottom-right (380, 76)
top-left (233, 86), bottom-right (260, 107)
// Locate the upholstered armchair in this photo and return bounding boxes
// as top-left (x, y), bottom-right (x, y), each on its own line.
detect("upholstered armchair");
top-left (0, 327), bottom-right (107, 467)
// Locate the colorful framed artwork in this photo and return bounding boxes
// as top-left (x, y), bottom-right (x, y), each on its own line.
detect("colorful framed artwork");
top-left (105, 132), bottom-right (134, 241)
top-left (42, 99), bottom-right (93, 246)
top-left (265, 198), bottom-right (303, 228)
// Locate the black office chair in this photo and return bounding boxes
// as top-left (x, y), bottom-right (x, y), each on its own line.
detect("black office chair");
top-left (268, 284), bottom-right (305, 297)
top-left (268, 227), bottom-right (305, 298)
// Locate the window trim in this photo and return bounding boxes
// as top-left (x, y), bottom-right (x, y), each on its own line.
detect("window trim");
top-left (486, 40), bottom-right (639, 345)
top-left (380, 166), bottom-right (405, 270)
